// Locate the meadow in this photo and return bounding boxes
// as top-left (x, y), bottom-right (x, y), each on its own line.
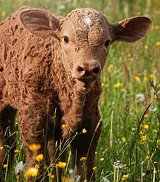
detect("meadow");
top-left (0, 0), bottom-right (160, 181)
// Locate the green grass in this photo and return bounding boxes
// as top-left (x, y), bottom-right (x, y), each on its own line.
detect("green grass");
top-left (0, 0), bottom-right (160, 181)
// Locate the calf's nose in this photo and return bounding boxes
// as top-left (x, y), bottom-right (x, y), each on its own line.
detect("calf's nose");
top-left (76, 62), bottom-right (101, 79)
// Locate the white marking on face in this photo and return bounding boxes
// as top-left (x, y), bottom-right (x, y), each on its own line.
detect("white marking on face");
top-left (84, 16), bottom-right (94, 26)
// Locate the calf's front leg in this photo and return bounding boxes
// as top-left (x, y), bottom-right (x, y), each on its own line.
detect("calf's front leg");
top-left (18, 102), bottom-right (49, 180)
top-left (71, 109), bottom-right (102, 182)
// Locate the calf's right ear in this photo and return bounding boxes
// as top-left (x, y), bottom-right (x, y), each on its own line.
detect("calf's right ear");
top-left (19, 8), bottom-right (60, 39)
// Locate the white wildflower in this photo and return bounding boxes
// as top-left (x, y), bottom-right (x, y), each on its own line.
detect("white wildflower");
top-left (149, 105), bottom-right (157, 112)
top-left (136, 93), bottom-right (145, 102)
top-left (15, 161), bottom-right (25, 174)
top-left (113, 160), bottom-right (123, 169)
top-left (69, 168), bottom-right (74, 174)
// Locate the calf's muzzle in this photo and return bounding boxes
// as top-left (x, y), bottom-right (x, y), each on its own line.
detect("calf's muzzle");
top-left (74, 60), bottom-right (101, 81)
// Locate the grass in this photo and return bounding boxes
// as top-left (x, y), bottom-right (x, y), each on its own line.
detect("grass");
top-left (0, 0), bottom-right (160, 181)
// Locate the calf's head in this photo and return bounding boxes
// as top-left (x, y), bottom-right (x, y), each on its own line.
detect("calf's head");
top-left (19, 8), bottom-right (152, 84)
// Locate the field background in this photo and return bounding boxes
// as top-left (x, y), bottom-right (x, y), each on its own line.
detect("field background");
top-left (0, 0), bottom-right (160, 181)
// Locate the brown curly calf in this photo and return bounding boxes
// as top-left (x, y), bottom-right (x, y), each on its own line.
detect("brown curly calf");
top-left (0, 6), bottom-right (152, 181)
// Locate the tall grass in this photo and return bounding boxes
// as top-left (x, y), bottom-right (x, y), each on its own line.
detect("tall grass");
top-left (0, 0), bottom-right (160, 181)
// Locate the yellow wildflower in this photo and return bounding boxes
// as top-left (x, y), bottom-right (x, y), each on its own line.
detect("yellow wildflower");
top-left (35, 154), bottom-right (44, 162)
top-left (134, 76), bottom-right (141, 82)
top-left (122, 174), bottom-right (129, 180)
top-left (144, 114), bottom-right (149, 119)
top-left (29, 144), bottom-right (41, 152)
top-left (149, 74), bottom-right (155, 79)
top-left (3, 164), bottom-right (8, 169)
top-left (92, 166), bottom-right (97, 171)
top-left (80, 157), bottom-right (87, 161)
top-left (100, 157), bottom-right (104, 161)
top-left (14, 149), bottom-right (20, 154)
top-left (122, 137), bottom-right (126, 143)
top-left (140, 135), bottom-right (147, 143)
top-left (141, 124), bottom-right (149, 130)
top-left (154, 25), bottom-right (160, 30)
top-left (156, 41), bottom-right (160, 47)
top-left (82, 128), bottom-right (87, 134)
top-left (56, 162), bottom-right (66, 169)
top-left (153, 129), bottom-right (158, 133)
top-left (24, 167), bottom-right (38, 177)
top-left (114, 82), bottom-right (122, 88)
top-left (48, 173), bottom-right (54, 179)
top-left (0, 146), bottom-right (4, 150)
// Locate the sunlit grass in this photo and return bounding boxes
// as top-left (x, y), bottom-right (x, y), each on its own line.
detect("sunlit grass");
top-left (0, 0), bottom-right (159, 181)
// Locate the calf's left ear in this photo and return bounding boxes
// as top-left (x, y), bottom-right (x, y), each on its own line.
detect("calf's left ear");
top-left (112, 16), bottom-right (152, 42)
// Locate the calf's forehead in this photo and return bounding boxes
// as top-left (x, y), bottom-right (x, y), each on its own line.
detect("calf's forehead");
top-left (61, 8), bottom-right (111, 37)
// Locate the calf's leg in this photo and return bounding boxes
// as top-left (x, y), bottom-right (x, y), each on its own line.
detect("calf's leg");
top-left (71, 120), bottom-right (102, 182)
top-left (18, 102), bottom-right (50, 181)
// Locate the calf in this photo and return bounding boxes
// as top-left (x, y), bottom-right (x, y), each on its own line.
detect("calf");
top-left (0, 6), bottom-right (152, 181)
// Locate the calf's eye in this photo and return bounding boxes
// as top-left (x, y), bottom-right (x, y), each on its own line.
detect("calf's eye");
top-left (63, 36), bottom-right (69, 43)
top-left (104, 40), bottom-right (111, 47)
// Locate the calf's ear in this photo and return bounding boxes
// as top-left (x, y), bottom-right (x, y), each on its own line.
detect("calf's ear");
top-left (19, 8), bottom-right (60, 39)
top-left (112, 16), bottom-right (152, 42)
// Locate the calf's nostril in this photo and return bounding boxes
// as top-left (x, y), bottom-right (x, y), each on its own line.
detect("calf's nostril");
top-left (92, 67), bottom-right (100, 76)
top-left (77, 66), bottom-right (84, 72)
top-left (77, 66), bottom-right (85, 76)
